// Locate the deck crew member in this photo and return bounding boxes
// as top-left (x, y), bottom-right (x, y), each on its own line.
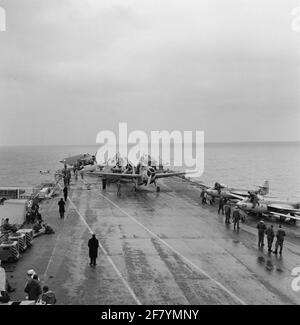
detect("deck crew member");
top-left (58, 198), bottom-right (66, 219)
top-left (265, 225), bottom-right (274, 253)
top-left (63, 186), bottom-right (68, 202)
top-left (67, 169), bottom-right (71, 186)
top-left (224, 204), bottom-right (231, 224)
top-left (200, 189), bottom-right (206, 205)
top-left (232, 207), bottom-right (241, 230)
top-left (117, 181), bottom-right (121, 197)
top-left (74, 169), bottom-right (78, 181)
top-left (273, 225), bottom-right (286, 255)
top-left (24, 272), bottom-right (42, 302)
top-left (41, 286), bottom-right (57, 305)
top-left (214, 182), bottom-right (222, 195)
top-left (256, 220), bottom-right (267, 248)
top-left (218, 197), bottom-right (225, 215)
top-left (88, 234), bottom-right (99, 267)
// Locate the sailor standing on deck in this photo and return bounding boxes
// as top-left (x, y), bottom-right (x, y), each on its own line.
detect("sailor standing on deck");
top-left (63, 175), bottom-right (68, 187)
top-left (74, 169), bottom-right (78, 181)
top-left (265, 225), bottom-right (275, 253)
top-left (218, 197), bottom-right (225, 215)
top-left (24, 271), bottom-right (42, 302)
top-left (58, 198), bottom-right (66, 219)
top-left (224, 204), bottom-right (231, 224)
top-left (256, 220), bottom-right (267, 248)
top-left (67, 169), bottom-right (71, 186)
top-left (88, 234), bottom-right (99, 267)
top-left (117, 181), bottom-right (121, 197)
top-left (63, 186), bottom-right (68, 202)
top-left (200, 189), bottom-right (206, 204)
top-left (232, 207), bottom-right (241, 230)
top-left (273, 225), bottom-right (286, 255)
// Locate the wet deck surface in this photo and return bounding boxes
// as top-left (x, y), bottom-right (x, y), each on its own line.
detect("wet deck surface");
top-left (5, 177), bottom-right (300, 305)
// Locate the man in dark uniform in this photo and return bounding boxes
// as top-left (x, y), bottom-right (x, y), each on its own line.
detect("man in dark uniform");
top-left (102, 179), bottom-right (107, 190)
top-left (218, 197), bottom-right (225, 215)
top-left (214, 182), bottom-right (222, 195)
top-left (63, 186), bottom-right (68, 202)
top-left (232, 207), bottom-right (240, 230)
top-left (224, 204), bottom-right (231, 224)
top-left (265, 224), bottom-right (275, 253)
top-left (200, 189), bottom-right (206, 205)
top-left (273, 225), bottom-right (286, 255)
top-left (256, 220), bottom-right (267, 248)
top-left (88, 234), bottom-right (99, 267)
top-left (117, 181), bottom-right (121, 197)
top-left (58, 198), bottom-right (65, 219)
top-left (67, 169), bottom-right (71, 186)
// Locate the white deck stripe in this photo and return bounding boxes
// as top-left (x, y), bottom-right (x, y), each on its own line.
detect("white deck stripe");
top-left (97, 188), bottom-right (247, 305)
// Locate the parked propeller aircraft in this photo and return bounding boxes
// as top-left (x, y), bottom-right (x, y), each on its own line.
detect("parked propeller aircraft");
top-left (83, 153), bottom-right (191, 194)
top-left (60, 153), bottom-right (96, 167)
top-left (199, 180), bottom-right (269, 202)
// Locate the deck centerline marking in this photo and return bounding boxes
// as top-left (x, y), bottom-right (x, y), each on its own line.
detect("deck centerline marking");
top-left (96, 187), bottom-right (247, 305)
top-left (66, 186), bottom-right (142, 305)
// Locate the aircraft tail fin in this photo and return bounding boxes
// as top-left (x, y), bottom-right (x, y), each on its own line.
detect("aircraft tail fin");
top-left (259, 180), bottom-right (269, 195)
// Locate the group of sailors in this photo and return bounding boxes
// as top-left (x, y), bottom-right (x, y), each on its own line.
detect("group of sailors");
top-left (200, 189), bottom-right (286, 255)
top-left (0, 264), bottom-right (57, 304)
top-left (257, 221), bottom-right (286, 255)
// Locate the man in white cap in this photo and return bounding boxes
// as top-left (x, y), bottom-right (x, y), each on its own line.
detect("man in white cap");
top-left (24, 269), bottom-right (42, 302)
top-left (25, 269), bottom-right (40, 283)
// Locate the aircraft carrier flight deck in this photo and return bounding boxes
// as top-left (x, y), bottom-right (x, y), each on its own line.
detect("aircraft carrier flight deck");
top-left (5, 175), bottom-right (300, 305)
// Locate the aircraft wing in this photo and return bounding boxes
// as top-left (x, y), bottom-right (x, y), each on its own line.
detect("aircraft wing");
top-left (155, 171), bottom-right (188, 179)
top-left (230, 190), bottom-right (250, 197)
top-left (197, 182), bottom-right (211, 190)
top-left (268, 203), bottom-right (300, 214)
top-left (228, 192), bottom-right (246, 200)
top-left (86, 172), bottom-right (142, 179)
top-left (81, 164), bottom-right (104, 173)
top-left (269, 212), bottom-right (300, 221)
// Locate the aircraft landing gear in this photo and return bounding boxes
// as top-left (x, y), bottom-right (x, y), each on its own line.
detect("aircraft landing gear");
top-left (102, 179), bottom-right (107, 190)
top-left (156, 186), bottom-right (160, 192)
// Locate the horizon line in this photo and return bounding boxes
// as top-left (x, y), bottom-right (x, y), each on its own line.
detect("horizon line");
top-left (0, 140), bottom-right (300, 147)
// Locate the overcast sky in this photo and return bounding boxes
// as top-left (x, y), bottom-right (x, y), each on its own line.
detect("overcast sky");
top-left (0, 0), bottom-right (299, 145)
